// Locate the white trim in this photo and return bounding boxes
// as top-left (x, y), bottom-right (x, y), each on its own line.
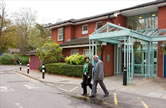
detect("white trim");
top-left (61, 44), bottom-right (96, 48)
top-left (82, 24), bottom-right (88, 35)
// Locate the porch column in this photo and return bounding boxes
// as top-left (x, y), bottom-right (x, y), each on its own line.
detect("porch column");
top-left (92, 40), bottom-right (95, 65)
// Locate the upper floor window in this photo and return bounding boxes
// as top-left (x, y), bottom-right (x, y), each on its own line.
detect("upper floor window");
top-left (127, 13), bottom-right (158, 30)
top-left (96, 21), bottom-right (103, 30)
top-left (57, 28), bottom-right (64, 41)
top-left (82, 24), bottom-right (88, 34)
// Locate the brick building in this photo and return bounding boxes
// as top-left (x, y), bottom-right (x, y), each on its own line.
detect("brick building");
top-left (48, 0), bottom-right (166, 78)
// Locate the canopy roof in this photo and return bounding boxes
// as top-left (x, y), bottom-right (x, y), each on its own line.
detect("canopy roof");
top-left (89, 22), bottom-right (166, 43)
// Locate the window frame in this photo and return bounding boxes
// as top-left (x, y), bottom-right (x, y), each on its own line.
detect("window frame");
top-left (70, 49), bottom-right (79, 55)
top-left (57, 28), bottom-right (64, 41)
top-left (83, 49), bottom-right (89, 56)
top-left (82, 24), bottom-right (88, 34)
top-left (95, 21), bottom-right (103, 30)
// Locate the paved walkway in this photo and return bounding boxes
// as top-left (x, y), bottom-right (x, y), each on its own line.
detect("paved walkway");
top-left (15, 66), bottom-right (166, 100)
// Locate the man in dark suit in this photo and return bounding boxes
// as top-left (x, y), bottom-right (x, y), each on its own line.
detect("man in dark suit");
top-left (90, 55), bottom-right (109, 97)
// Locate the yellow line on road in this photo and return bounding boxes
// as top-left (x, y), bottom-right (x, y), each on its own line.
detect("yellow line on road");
top-left (16, 72), bottom-right (38, 83)
top-left (69, 86), bottom-right (79, 92)
top-left (114, 93), bottom-right (118, 105)
top-left (141, 100), bottom-right (149, 108)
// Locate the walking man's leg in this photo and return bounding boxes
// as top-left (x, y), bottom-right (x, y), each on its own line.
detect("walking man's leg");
top-left (91, 80), bottom-right (98, 97)
top-left (99, 80), bottom-right (109, 97)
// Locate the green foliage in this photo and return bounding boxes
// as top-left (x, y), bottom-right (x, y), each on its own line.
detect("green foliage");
top-left (45, 63), bottom-right (83, 77)
top-left (0, 53), bottom-right (29, 65)
top-left (36, 39), bottom-right (63, 64)
top-left (18, 56), bottom-right (29, 65)
top-left (65, 54), bottom-right (85, 65)
top-left (0, 53), bottom-right (15, 64)
top-left (28, 24), bottom-right (50, 50)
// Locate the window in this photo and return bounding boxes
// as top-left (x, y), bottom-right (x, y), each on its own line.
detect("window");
top-left (127, 13), bottom-right (158, 30)
top-left (57, 28), bottom-right (64, 41)
top-left (82, 24), bottom-right (88, 34)
top-left (70, 49), bottom-right (79, 55)
top-left (83, 49), bottom-right (89, 56)
top-left (96, 21), bottom-right (103, 30)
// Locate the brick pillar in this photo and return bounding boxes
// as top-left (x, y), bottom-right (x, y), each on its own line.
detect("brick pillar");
top-left (157, 6), bottom-right (166, 77)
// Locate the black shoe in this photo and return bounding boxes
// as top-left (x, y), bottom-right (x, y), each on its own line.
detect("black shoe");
top-left (104, 93), bottom-right (109, 97)
top-left (82, 93), bottom-right (87, 96)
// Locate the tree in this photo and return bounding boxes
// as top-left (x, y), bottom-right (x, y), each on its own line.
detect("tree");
top-left (13, 8), bottom-right (36, 54)
top-left (0, 0), bottom-right (6, 38)
top-left (0, 1), bottom-right (18, 52)
top-left (28, 24), bottom-right (51, 50)
top-left (36, 39), bottom-right (63, 64)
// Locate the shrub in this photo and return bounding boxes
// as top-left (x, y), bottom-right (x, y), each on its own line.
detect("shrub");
top-left (45, 63), bottom-right (83, 77)
top-left (65, 54), bottom-right (85, 65)
top-left (36, 39), bottom-right (62, 64)
top-left (18, 56), bottom-right (29, 65)
top-left (0, 53), bottom-right (15, 64)
top-left (0, 53), bottom-right (29, 65)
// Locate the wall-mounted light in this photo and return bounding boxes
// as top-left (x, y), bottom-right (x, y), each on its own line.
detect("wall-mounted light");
top-left (138, 16), bottom-right (143, 19)
top-left (152, 14), bottom-right (156, 17)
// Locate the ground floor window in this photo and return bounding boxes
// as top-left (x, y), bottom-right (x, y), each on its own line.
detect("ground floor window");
top-left (83, 49), bottom-right (89, 56)
top-left (70, 49), bottom-right (79, 55)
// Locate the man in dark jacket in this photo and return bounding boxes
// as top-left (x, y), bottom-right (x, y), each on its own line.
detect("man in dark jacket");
top-left (90, 55), bottom-right (109, 97)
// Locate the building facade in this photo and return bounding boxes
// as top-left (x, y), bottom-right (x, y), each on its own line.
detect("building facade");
top-left (48, 0), bottom-right (166, 79)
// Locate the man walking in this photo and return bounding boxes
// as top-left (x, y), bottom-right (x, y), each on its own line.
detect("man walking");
top-left (90, 55), bottom-right (109, 97)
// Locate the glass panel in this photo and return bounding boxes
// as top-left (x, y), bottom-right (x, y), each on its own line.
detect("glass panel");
top-left (127, 12), bottom-right (158, 30)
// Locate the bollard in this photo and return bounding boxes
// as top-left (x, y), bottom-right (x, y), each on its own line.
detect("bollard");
top-left (20, 63), bottom-right (22, 71)
top-left (27, 64), bottom-right (29, 74)
top-left (42, 64), bottom-right (45, 79)
top-left (123, 67), bottom-right (127, 85)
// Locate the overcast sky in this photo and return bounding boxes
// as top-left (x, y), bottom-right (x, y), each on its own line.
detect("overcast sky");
top-left (5, 0), bottom-right (155, 24)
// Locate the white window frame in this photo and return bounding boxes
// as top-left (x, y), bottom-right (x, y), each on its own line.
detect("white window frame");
top-left (82, 24), bottom-right (88, 34)
top-left (83, 49), bottom-right (89, 56)
top-left (70, 49), bottom-right (79, 55)
top-left (95, 21), bottom-right (103, 31)
top-left (57, 28), bottom-right (64, 41)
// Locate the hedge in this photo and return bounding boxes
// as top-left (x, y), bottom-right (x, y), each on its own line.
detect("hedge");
top-left (45, 63), bottom-right (83, 77)
top-left (0, 53), bottom-right (29, 65)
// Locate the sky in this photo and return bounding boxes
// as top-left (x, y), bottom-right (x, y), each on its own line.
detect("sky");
top-left (5, 0), bottom-right (155, 24)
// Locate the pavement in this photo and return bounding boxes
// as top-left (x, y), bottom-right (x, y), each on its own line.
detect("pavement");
top-left (16, 66), bottom-right (166, 100)
top-left (2, 65), bottom-right (166, 108)
top-left (0, 65), bottom-right (102, 108)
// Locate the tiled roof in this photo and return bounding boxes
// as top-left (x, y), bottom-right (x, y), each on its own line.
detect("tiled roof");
top-left (26, 50), bottom-right (37, 56)
top-left (60, 37), bottom-right (89, 46)
top-left (47, 0), bottom-right (166, 28)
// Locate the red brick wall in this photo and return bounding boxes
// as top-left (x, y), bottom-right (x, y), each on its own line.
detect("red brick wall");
top-left (29, 56), bottom-right (41, 70)
top-left (157, 6), bottom-right (166, 78)
top-left (51, 15), bottom-right (127, 43)
top-left (158, 6), bottom-right (166, 29)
